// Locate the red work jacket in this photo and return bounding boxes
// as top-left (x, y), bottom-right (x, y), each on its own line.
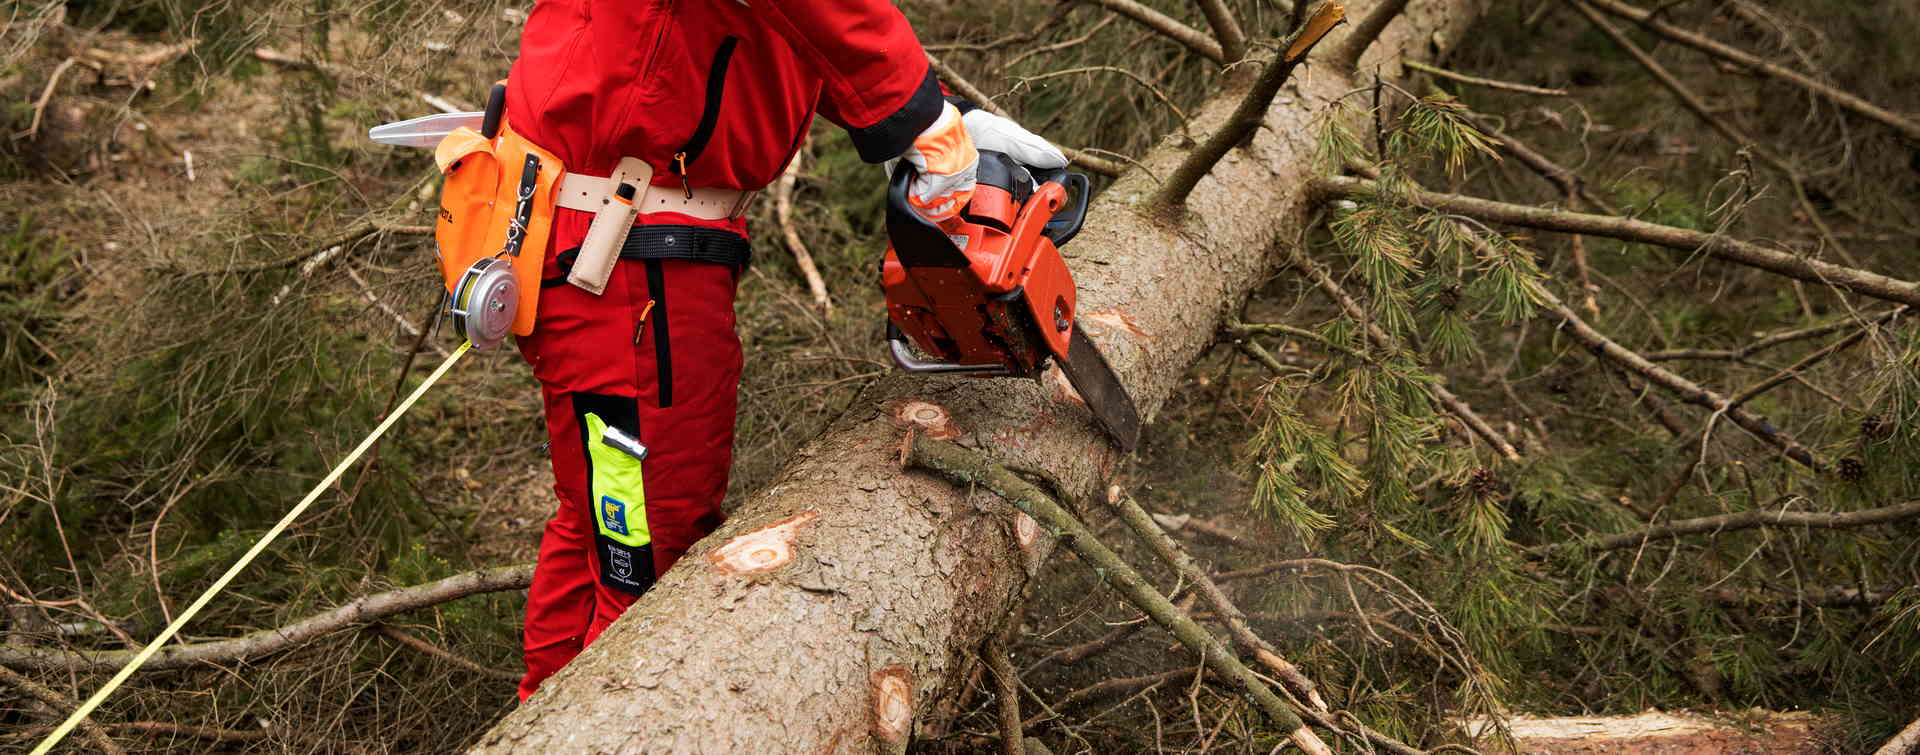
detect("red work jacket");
top-left (505, 0), bottom-right (945, 234)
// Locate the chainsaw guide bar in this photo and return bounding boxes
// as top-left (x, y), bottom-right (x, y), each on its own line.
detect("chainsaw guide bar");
top-left (881, 153), bottom-right (1142, 451)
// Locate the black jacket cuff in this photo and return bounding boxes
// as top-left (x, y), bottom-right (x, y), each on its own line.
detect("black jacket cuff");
top-left (846, 68), bottom-right (945, 163)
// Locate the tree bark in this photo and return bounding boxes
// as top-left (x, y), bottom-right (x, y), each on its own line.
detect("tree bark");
top-left (470, 3), bottom-right (1488, 751)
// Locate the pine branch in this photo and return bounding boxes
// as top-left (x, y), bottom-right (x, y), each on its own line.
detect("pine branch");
top-left (1310, 176), bottom-right (1920, 307)
top-left (1577, 0), bottom-right (1920, 143)
top-left (1154, 2), bottom-right (1347, 209)
top-left (0, 564), bottom-right (533, 671)
top-left (1332, 0), bottom-right (1410, 71)
top-left (1538, 498), bottom-right (1920, 553)
top-left (1283, 245), bottom-right (1524, 460)
top-left (1081, 0), bottom-right (1227, 63)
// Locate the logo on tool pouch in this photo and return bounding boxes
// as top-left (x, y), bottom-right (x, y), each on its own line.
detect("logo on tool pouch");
top-left (601, 495), bottom-right (631, 537)
top-left (609, 546), bottom-right (633, 580)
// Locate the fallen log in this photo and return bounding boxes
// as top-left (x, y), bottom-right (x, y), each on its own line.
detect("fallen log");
top-left (470, 2), bottom-right (1490, 750)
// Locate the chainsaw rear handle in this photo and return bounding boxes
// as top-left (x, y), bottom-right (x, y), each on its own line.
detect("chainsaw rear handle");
top-left (886, 322), bottom-right (1012, 375)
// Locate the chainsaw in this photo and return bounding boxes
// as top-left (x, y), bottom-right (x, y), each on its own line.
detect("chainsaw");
top-left (881, 152), bottom-right (1142, 451)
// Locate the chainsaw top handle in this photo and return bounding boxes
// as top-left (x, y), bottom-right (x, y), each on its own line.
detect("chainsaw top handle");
top-left (887, 151), bottom-right (1089, 248)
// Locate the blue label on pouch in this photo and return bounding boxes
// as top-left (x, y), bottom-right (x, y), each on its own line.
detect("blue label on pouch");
top-left (601, 495), bottom-right (631, 537)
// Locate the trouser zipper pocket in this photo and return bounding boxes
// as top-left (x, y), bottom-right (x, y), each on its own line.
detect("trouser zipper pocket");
top-left (644, 259), bottom-right (673, 408)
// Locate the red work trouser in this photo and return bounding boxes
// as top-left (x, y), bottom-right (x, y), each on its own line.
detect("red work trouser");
top-left (513, 210), bottom-right (741, 700)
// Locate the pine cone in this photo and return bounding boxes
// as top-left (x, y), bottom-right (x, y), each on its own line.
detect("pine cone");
top-left (1837, 457), bottom-right (1867, 482)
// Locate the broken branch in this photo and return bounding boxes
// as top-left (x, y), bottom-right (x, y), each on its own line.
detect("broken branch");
top-left (1155, 2), bottom-right (1347, 208)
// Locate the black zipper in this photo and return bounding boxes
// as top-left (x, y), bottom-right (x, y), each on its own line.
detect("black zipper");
top-left (644, 259), bottom-right (673, 408)
top-left (669, 35), bottom-right (739, 194)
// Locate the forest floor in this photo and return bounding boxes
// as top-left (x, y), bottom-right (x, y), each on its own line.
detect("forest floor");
top-left (3, 0), bottom-right (1915, 752)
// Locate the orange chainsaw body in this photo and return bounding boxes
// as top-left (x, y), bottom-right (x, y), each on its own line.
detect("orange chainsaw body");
top-left (881, 153), bottom-right (1089, 376)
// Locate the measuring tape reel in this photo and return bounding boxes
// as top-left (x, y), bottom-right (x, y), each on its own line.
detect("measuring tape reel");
top-left (449, 256), bottom-right (518, 349)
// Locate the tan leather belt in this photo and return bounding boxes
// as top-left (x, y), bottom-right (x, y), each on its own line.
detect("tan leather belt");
top-left (555, 172), bottom-right (755, 221)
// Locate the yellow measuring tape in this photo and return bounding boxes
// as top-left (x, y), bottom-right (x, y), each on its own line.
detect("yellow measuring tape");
top-left (32, 340), bottom-right (472, 755)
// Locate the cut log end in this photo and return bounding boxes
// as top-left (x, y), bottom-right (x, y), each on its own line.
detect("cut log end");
top-left (870, 665), bottom-right (915, 744)
top-left (706, 511), bottom-right (818, 575)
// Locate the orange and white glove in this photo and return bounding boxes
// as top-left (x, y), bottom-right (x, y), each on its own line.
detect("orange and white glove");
top-left (897, 101), bottom-right (978, 223)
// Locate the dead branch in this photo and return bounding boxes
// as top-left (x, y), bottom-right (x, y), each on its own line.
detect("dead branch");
top-left (0, 564), bottom-right (532, 671)
top-left (1568, 0), bottom-right (1858, 269)
top-left (1405, 60), bottom-right (1568, 96)
top-left (1107, 491), bottom-right (1328, 711)
top-left (1578, 0), bottom-right (1920, 143)
top-left (1016, 66), bottom-right (1189, 124)
top-left (1192, 0), bottom-right (1248, 62)
top-left (1080, 0), bottom-right (1226, 63)
top-left (0, 664), bottom-right (127, 755)
top-left (24, 57), bottom-right (77, 141)
top-left (1155, 2), bottom-right (1347, 208)
top-left (1003, 16), bottom-right (1119, 69)
top-left (984, 632), bottom-right (1024, 755)
top-left (180, 219), bottom-right (430, 277)
top-left (374, 624), bottom-right (520, 682)
top-left (1717, 308), bottom-right (1903, 411)
top-left (1310, 175), bottom-right (1920, 307)
top-left (773, 147), bottom-right (832, 314)
top-left (1283, 244), bottom-right (1524, 460)
top-left (1332, 0), bottom-right (1409, 71)
top-left (1533, 278), bottom-right (1822, 468)
top-left (906, 437), bottom-right (1330, 754)
top-left (1541, 498), bottom-right (1920, 554)
top-left (1645, 310), bottom-right (1901, 362)
top-left (926, 53), bottom-right (1125, 177)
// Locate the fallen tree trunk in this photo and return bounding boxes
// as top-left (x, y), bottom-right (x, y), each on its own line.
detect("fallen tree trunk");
top-left (471, 3), bottom-right (1488, 751)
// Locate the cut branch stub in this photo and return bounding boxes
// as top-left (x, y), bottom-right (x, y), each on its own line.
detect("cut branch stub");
top-left (870, 664), bottom-right (916, 745)
top-left (706, 511), bottom-right (818, 575)
top-left (893, 400), bottom-right (962, 440)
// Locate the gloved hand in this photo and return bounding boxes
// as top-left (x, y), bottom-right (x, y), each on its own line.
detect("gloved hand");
top-left (897, 102), bottom-right (1068, 223)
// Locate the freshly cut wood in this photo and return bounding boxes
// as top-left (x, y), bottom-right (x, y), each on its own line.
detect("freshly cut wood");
top-left (1459, 710), bottom-right (1827, 754)
top-left (470, 2), bottom-right (1489, 751)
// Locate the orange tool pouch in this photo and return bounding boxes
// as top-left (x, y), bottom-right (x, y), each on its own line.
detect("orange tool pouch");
top-left (433, 118), bottom-right (563, 337)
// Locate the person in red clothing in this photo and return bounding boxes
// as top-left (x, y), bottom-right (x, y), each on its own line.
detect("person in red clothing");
top-left (505, 0), bottom-right (1067, 700)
